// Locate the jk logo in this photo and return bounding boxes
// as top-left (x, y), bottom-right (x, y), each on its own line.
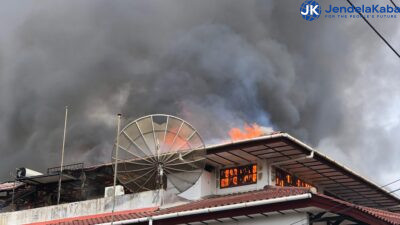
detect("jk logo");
top-left (300, 0), bottom-right (321, 21)
top-left (301, 4), bottom-right (320, 15)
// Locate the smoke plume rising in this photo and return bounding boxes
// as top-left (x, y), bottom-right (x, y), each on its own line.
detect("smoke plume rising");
top-left (0, 0), bottom-right (399, 190)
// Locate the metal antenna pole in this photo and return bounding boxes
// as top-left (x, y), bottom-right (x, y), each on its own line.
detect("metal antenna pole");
top-left (111, 114), bottom-right (121, 225)
top-left (11, 170), bottom-right (16, 209)
top-left (57, 106), bottom-right (68, 205)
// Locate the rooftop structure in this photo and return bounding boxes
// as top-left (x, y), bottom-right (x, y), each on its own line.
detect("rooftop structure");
top-left (1, 132), bottom-right (400, 225)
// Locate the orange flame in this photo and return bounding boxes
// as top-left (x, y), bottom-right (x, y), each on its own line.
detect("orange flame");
top-left (229, 123), bottom-right (264, 141)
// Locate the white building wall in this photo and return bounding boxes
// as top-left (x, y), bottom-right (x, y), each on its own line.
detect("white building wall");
top-left (181, 159), bottom-right (271, 200)
top-left (180, 170), bottom-right (216, 200)
top-left (206, 212), bottom-right (309, 225)
top-left (0, 190), bottom-right (160, 225)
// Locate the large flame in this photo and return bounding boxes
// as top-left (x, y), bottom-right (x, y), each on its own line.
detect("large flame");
top-left (229, 123), bottom-right (264, 141)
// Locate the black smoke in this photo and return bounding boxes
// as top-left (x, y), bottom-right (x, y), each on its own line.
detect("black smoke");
top-left (0, 0), bottom-right (399, 189)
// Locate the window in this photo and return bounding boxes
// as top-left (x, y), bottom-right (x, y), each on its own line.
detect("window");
top-left (220, 164), bottom-right (257, 188)
top-left (275, 168), bottom-right (313, 188)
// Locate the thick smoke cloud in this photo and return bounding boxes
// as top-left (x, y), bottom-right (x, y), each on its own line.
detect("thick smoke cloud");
top-left (0, 0), bottom-right (399, 190)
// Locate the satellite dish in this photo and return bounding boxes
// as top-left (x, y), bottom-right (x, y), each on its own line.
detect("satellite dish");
top-left (112, 114), bottom-right (206, 194)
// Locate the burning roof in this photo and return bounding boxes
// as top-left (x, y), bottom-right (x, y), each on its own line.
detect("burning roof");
top-left (228, 123), bottom-right (275, 141)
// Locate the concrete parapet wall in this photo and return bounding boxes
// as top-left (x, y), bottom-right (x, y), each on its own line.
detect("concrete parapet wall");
top-left (0, 190), bottom-right (159, 225)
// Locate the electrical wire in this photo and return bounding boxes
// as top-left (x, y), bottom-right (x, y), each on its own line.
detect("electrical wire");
top-left (345, 0), bottom-right (400, 58)
top-left (390, 187), bottom-right (400, 194)
top-left (289, 1), bottom-right (400, 224)
top-left (389, 0), bottom-right (399, 8)
top-left (382, 177), bottom-right (400, 188)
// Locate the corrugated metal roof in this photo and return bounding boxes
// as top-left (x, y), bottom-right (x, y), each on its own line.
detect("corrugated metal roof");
top-left (0, 181), bottom-right (23, 191)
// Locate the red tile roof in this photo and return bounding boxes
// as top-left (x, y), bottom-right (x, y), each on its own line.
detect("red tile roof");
top-left (156, 186), bottom-right (310, 215)
top-left (24, 186), bottom-right (400, 225)
top-left (315, 193), bottom-right (400, 224)
top-left (25, 207), bottom-right (158, 225)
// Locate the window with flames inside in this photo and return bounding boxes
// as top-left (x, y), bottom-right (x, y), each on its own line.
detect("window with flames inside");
top-left (220, 164), bottom-right (257, 188)
top-left (275, 168), bottom-right (313, 188)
